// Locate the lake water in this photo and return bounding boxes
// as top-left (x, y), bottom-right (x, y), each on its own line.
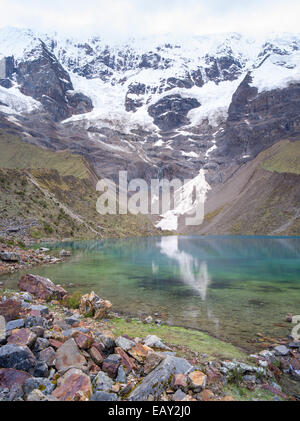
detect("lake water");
top-left (2, 235), bottom-right (300, 352)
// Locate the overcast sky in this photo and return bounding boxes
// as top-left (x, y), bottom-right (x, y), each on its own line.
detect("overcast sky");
top-left (0, 0), bottom-right (299, 39)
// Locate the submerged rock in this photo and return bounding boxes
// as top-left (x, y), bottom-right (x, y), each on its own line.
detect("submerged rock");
top-left (59, 250), bottom-right (71, 257)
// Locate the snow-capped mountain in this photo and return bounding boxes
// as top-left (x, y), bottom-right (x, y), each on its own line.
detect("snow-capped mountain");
top-left (1, 27), bottom-right (299, 128)
top-left (0, 27), bottom-right (300, 232)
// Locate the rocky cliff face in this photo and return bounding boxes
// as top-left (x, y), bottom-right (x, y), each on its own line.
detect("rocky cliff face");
top-left (15, 42), bottom-right (93, 122)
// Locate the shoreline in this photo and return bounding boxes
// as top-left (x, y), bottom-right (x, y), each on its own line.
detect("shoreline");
top-left (0, 242), bottom-right (299, 401)
top-left (0, 280), bottom-right (299, 401)
top-left (0, 240), bottom-right (296, 356)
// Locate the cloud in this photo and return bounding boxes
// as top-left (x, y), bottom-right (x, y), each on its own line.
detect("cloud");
top-left (0, 0), bottom-right (299, 39)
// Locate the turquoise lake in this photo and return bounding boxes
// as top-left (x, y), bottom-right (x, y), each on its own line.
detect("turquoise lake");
top-left (2, 235), bottom-right (300, 351)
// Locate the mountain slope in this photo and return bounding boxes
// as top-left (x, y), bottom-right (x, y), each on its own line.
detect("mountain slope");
top-left (0, 129), bottom-right (161, 242)
top-left (189, 140), bottom-right (300, 236)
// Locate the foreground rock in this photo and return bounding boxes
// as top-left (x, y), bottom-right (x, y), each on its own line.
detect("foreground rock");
top-left (0, 368), bottom-right (31, 391)
top-left (79, 291), bottom-right (112, 319)
top-left (7, 328), bottom-right (37, 348)
top-left (0, 284), bottom-right (298, 401)
top-left (55, 339), bottom-right (88, 374)
top-left (52, 368), bottom-right (92, 401)
top-left (18, 274), bottom-right (67, 300)
top-left (128, 356), bottom-right (192, 401)
top-left (0, 344), bottom-right (36, 372)
top-left (188, 371), bottom-right (207, 392)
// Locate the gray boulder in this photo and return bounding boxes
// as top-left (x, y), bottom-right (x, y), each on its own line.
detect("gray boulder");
top-left (0, 316), bottom-right (6, 344)
top-left (144, 335), bottom-right (171, 351)
top-left (93, 371), bottom-right (113, 392)
top-left (129, 356), bottom-right (192, 401)
top-left (115, 336), bottom-right (135, 352)
top-left (6, 319), bottom-right (25, 331)
top-left (116, 366), bottom-right (127, 384)
top-left (90, 391), bottom-right (119, 401)
top-left (0, 344), bottom-right (36, 372)
top-left (23, 377), bottom-right (55, 396)
top-left (274, 345), bottom-right (290, 356)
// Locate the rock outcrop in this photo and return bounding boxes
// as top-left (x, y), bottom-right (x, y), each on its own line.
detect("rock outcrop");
top-left (148, 95), bottom-right (200, 131)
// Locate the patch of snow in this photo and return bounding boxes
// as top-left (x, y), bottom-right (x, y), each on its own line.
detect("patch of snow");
top-left (186, 77), bottom-right (245, 127)
top-left (181, 151), bottom-right (199, 158)
top-left (153, 139), bottom-right (165, 147)
top-left (205, 144), bottom-right (217, 158)
top-left (0, 84), bottom-right (40, 114)
top-left (251, 53), bottom-right (300, 92)
top-left (62, 73), bottom-right (157, 133)
top-left (156, 169), bottom-right (211, 231)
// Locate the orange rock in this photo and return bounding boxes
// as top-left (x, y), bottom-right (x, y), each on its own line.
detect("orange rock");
top-left (115, 347), bottom-right (137, 374)
top-left (89, 346), bottom-right (104, 366)
top-left (173, 373), bottom-right (189, 390)
top-left (183, 396), bottom-right (197, 401)
top-left (201, 389), bottom-right (215, 401)
top-left (221, 395), bottom-right (235, 401)
top-left (188, 371), bottom-right (207, 391)
top-left (74, 333), bottom-right (93, 350)
top-left (79, 291), bottom-right (112, 319)
top-left (128, 343), bottom-right (153, 363)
